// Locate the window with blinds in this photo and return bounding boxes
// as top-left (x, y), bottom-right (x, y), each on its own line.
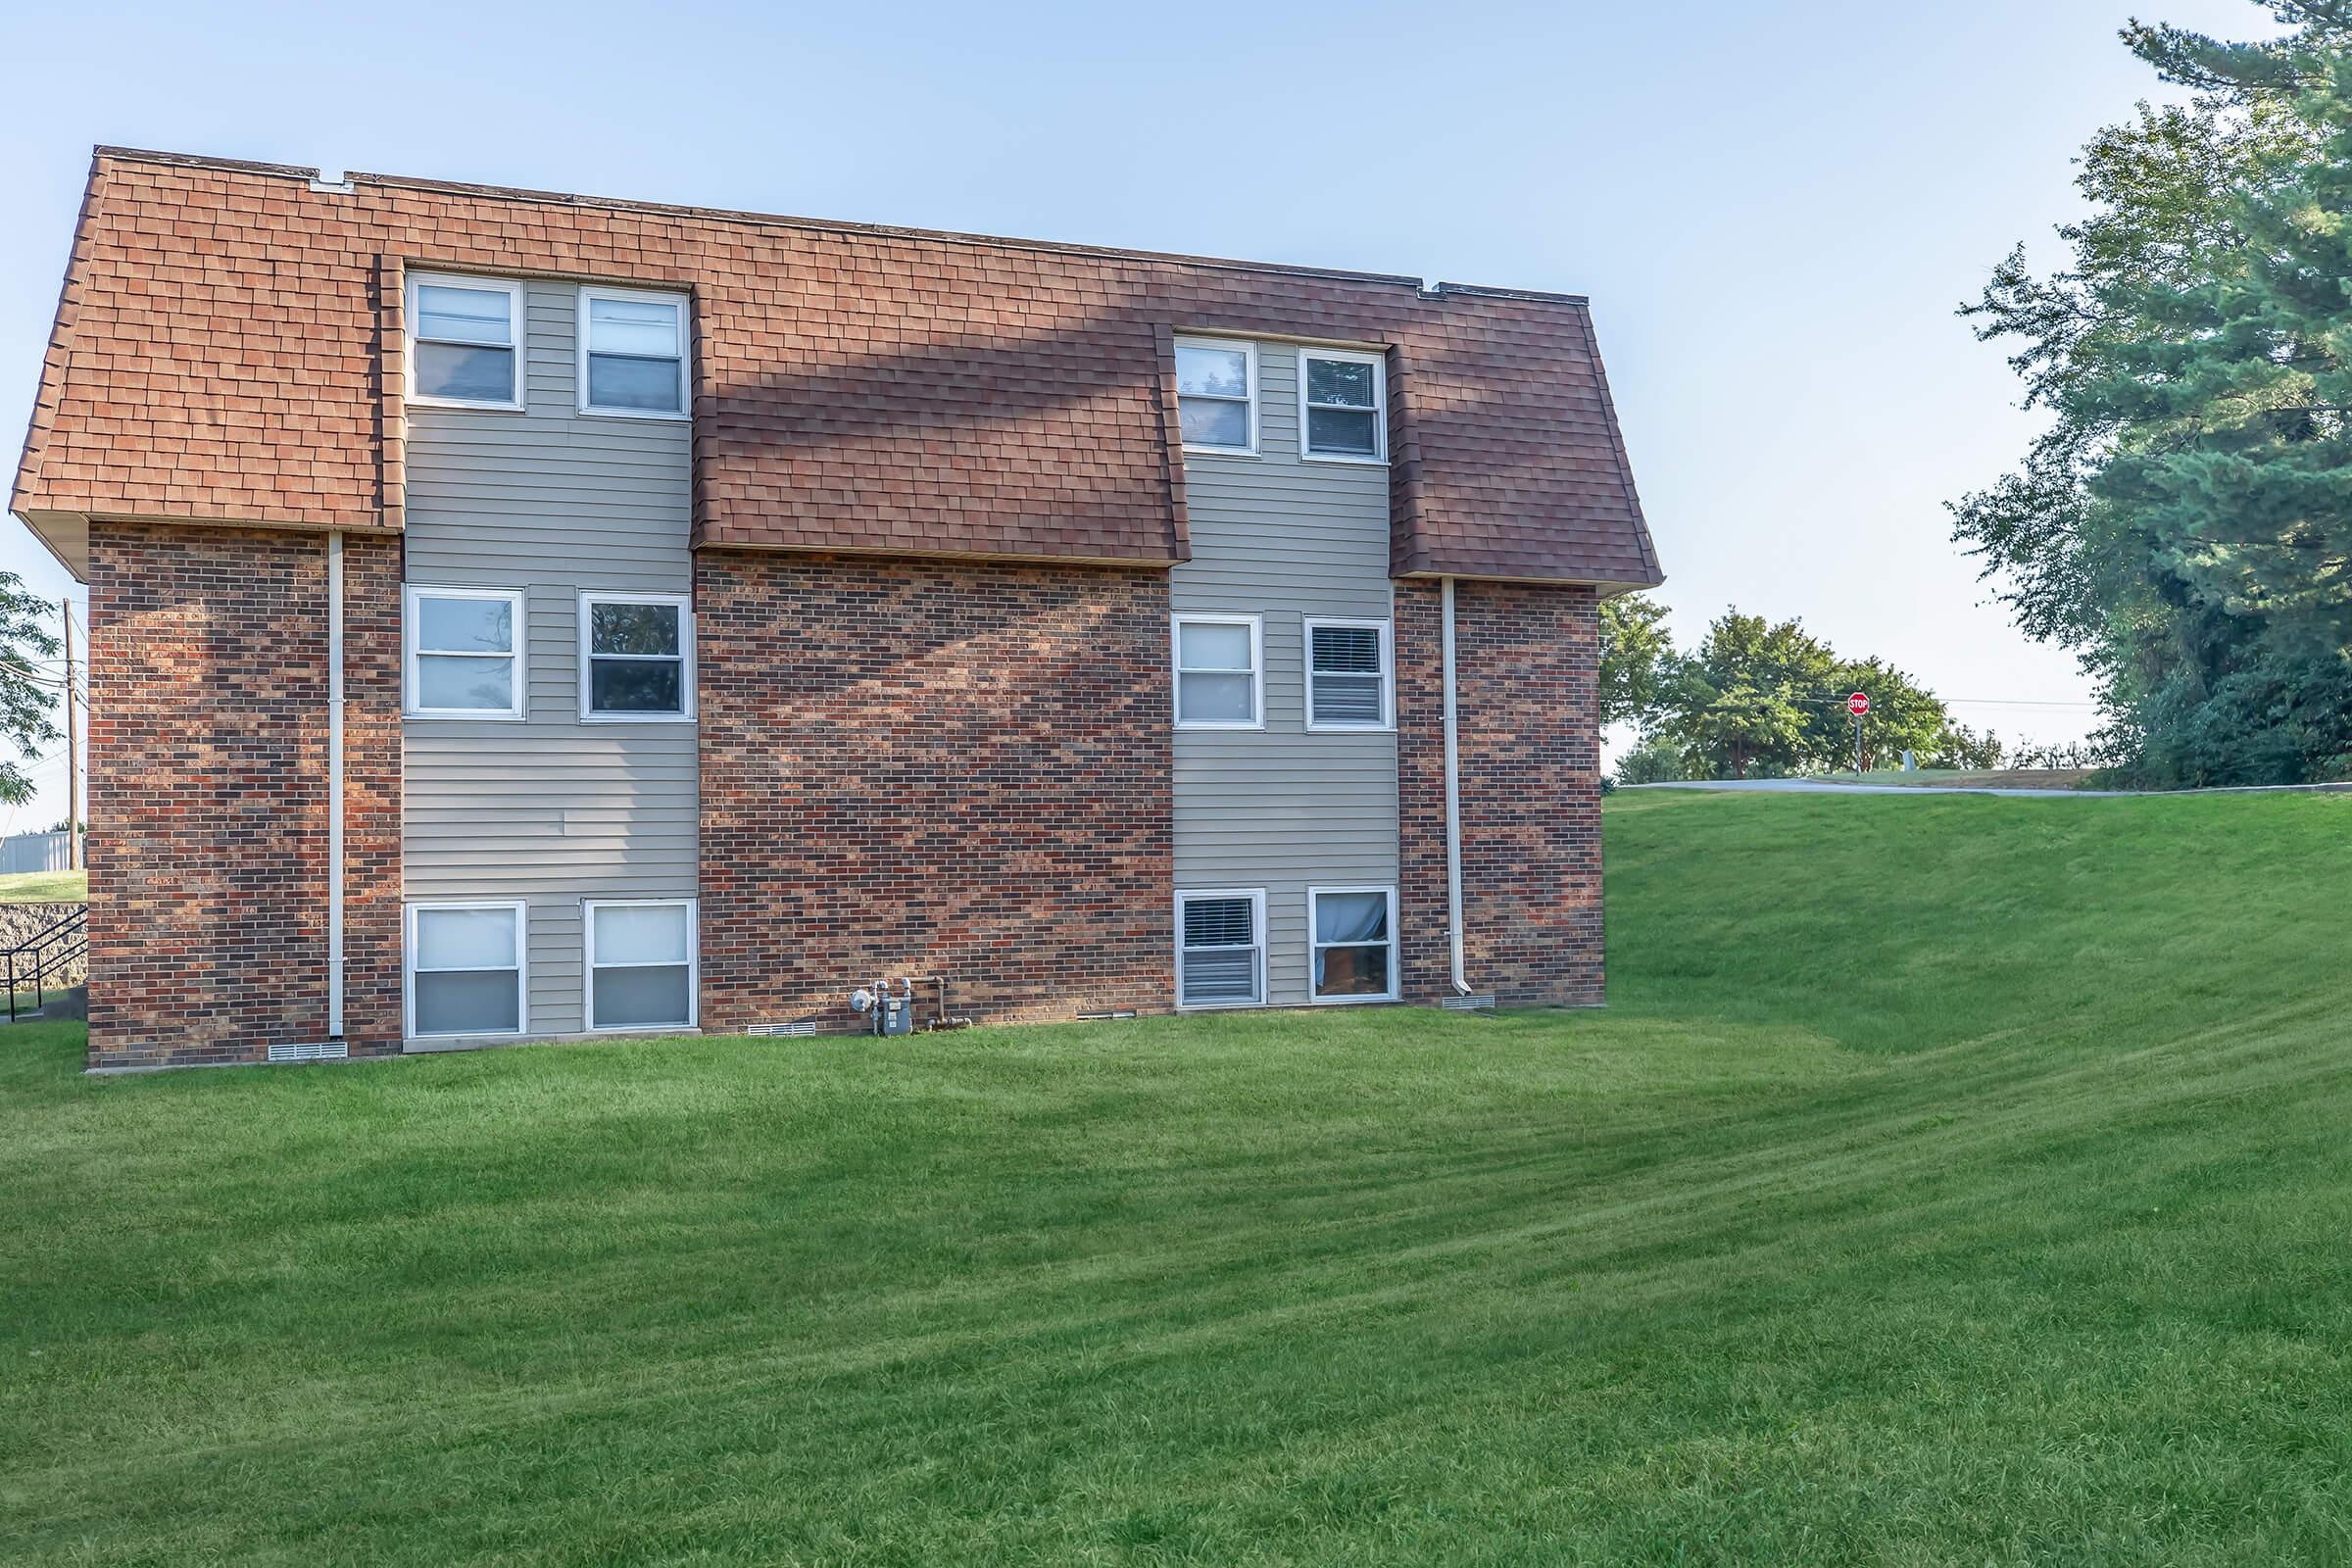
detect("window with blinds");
top-left (1298, 348), bottom-right (1386, 462)
top-left (578, 286), bottom-right (689, 417)
top-left (1179, 892), bottom-right (1264, 1007)
top-left (409, 274), bottom-right (523, 408)
top-left (1306, 619), bottom-right (1393, 730)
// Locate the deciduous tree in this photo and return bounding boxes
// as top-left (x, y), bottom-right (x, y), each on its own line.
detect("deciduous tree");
top-left (1598, 592), bottom-right (1676, 732)
top-left (0, 574), bottom-right (61, 806)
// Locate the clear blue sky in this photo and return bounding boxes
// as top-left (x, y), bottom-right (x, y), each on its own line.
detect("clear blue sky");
top-left (0, 0), bottom-right (2269, 827)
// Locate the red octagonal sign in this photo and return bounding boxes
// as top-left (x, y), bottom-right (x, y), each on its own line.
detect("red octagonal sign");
top-left (1847, 692), bottom-right (1870, 717)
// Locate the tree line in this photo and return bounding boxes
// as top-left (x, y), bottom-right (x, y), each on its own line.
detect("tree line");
top-left (1954, 1), bottom-right (2352, 787)
top-left (1601, 597), bottom-right (2004, 782)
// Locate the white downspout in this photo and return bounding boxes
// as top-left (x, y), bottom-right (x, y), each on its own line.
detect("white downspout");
top-left (1441, 576), bottom-right (1471, 996)
top-left (327, 530), bottom-right (345, 1040)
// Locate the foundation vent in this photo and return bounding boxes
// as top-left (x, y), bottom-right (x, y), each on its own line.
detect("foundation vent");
top-left (268, 1040), bottom-right (351, 1063)
top-left (1440, 995), bottom-right (1496, 1012)
top-left (746, 1021), bottom-right (819, 1038)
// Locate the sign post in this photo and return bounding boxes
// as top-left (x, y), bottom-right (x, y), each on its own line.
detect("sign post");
top-left (1847, 691), bottom-right (1870, 773)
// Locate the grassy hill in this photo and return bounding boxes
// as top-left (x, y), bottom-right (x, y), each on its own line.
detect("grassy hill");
top-left (0, 868), bottom-right (85, 904)
top-left (5, 791), bottom-right (2350, 1564)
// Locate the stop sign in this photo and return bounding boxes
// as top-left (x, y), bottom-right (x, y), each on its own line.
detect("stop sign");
top-left (1847, 692), bottom-right (1870, 716)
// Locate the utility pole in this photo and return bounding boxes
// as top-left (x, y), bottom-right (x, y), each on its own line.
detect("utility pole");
top-left (62, 599), bottom-right (77, 870)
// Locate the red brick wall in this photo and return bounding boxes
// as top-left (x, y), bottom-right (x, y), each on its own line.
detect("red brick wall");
top-left (340, 533), bottom-right (405, 1053)
top-left (696, 552), bottom-right (1174, 1031)
top-left (84, 522), bottom-right (402, 1068)
top-left (1397, 579), bottom-right (1603, 1006)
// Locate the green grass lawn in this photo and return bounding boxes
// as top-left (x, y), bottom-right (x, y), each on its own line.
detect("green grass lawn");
top-left (0, 867), bottom-right (84, 903)
top-left (6, 791), bottom-right (2351, 1564)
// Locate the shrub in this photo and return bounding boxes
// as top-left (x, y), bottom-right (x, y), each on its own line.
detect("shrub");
top-left (1615, 739), bottom-right (1687, 785)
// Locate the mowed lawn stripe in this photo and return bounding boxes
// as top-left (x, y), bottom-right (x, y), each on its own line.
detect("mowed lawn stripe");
top-left (4, 792), bottom-right (2351, 1563)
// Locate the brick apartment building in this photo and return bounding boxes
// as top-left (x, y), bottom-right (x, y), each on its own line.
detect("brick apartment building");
top-left (9, 147), bottom-right (1662, 1070)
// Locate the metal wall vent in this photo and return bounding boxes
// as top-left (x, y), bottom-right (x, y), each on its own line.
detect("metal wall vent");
top-left (268, 1040), bottom-right (351, 1063)
top-left (746, 1021), bottom-right (818, 1038)
top-left (1440, 995), bottom-right (1497, 1012)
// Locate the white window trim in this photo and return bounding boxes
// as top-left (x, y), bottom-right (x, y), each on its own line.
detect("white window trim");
top-left (576, 284), bottom-right (691, 420)
top-left (404, 584), bottom-right (527, 720)
top-left (1174, 334), bottom-right (1260, 457)
top-left (576, 591), bottom-right (696, 722)
top-left (1307, 884), bottom-right (1400, 1004)
top-left (1302, 616), bottom-right (1396, 732)
top-left (1298, 346), bottom-right (1388, 466)
top-left (1176, 888), bottom-right (1267, 1010)
top-left (1172, 612), bottom-right (1264, 731)
top-left (583, 898), bottom-right (700, 1033)
top-left (405, 272), bottom-right (526, 412)
top-left (405, 899), bottom-right (529, 1040)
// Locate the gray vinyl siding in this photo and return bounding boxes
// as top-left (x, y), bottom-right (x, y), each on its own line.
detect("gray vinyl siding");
top-left (403, 278), bottom-right (696, 1040)
top-left (1173, 345), bottom-right (1399, 1007)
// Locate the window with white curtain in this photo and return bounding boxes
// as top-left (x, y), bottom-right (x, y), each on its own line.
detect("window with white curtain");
top-left (578, 287), bottom-right (688, 416)
top-left (1178, 891), bottom-right (1264, 1007)
top-left (1309, 886), bottom-right (1397, 1003)
top-left (585, 900), bottom-right (697, 1031)
top-left (408, 902), bottom-right (526, 1037)
top-left (1173, 614), bottom-right (1261, 729)
top-left (1305, 618), bottom-right (1393, 730)
top-left (1174, 336), bottom-right (1256, 453)
top-left (405, 586), bottom-right (525, 718)
top-left (408, 274), bottom-right (523, 408)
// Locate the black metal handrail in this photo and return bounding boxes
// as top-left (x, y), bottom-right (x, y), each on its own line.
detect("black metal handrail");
top-left (6, 906), bottom-right (86, 1023)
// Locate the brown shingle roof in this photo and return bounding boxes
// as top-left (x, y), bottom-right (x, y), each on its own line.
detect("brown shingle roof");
top-left (13, 147), bottom-right (1662, 588)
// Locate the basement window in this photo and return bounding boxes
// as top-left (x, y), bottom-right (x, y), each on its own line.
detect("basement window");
top-left (579, 593), bottom-right (693, 719)
top-left (408, 274), bottom-right (523, 409)
top-left (1173, 614), bottom-right (1262, 729)
top-left (408, 901), bottom-right (527, 1038)
top-left (585, 900), bottom-right (697, 1031)
top-left (1178, 890), bottom-right (1265, 1007)
top-left (405, 586), bottom-right (526, 719)
top-left (578, 286), bottom-right (689, 417)
top-left (1310, 886), bottom-right (1397, 1003)
top-left (1175, 336), bottom-right (1257, 453)
top-left (1298, 348), bottom-right (1386, 462)
top-left (1305, 617), bottom-right (1393, 729)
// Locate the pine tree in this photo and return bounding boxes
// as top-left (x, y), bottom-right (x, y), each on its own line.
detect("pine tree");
top-left (1951, 3), bottom-right (2352, 785)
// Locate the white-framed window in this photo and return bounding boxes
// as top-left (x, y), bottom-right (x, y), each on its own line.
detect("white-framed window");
top-left (1309, 886), bottom-right (1398, 1004)
top-left (578, 285), bottom-right (689, 418)
top-left (407, 273), bottom-right (524, 410)
top-left (1173, 613), bottom-right (1262, 729)
top-left (405, 585), bottom-right (526, 719)
top-left (1298, 347), bottom-right (1387, 463)
top-left (406, 900), bottom-right (527, 1038)
top-left (578, 592), bottom-right (694, 720)
top-left (584, 899), bottom-right (698, 1032)
top-left (1174, 335), bottom-right (1257, 454)
top-left (1304, 617), bottom-right (1394, 730)
top-left (1177, 889), bottom-right (1265, 1008)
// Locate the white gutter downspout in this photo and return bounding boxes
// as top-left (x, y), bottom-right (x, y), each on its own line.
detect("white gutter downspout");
top-left (1441, 576), bottom-right (1471, 996)
top-left (327, 530), bottom-right (345, 1041)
